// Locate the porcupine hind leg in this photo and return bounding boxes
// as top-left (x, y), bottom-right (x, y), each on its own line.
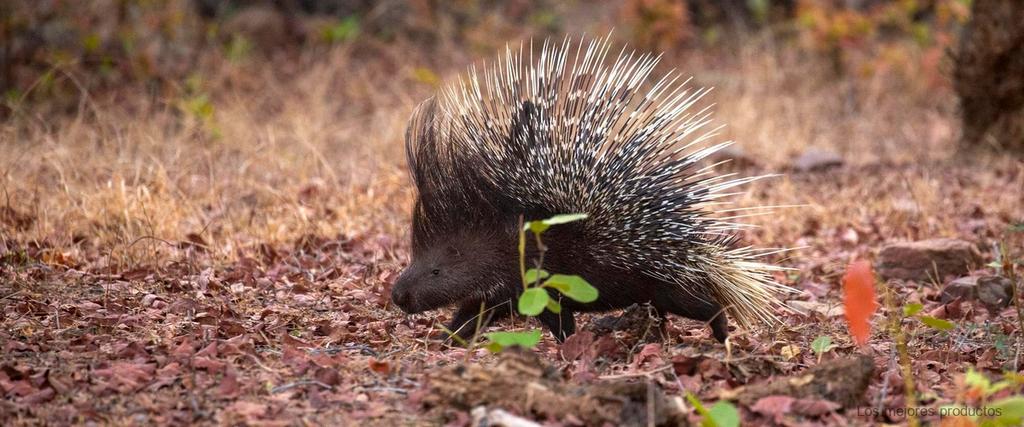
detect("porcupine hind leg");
top-left (443, 299), bottom-right (513, 342)
top-left (656, 287), bottom-right (730, 343)
top-left (537, 308), bottom-right (576, 342)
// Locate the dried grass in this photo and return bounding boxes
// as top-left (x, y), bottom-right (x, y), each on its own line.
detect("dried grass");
top-left (1, 36), bottom-right (1020, 275)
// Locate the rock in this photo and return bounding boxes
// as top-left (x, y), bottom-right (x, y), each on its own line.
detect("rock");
top-left (941, 275), bottom-right (1015, 313)
top-left (942, 276), bottom-right (980, 302)
top-left (977, 276), bottom-right (1015, 309)
top-left (426, 349), bottom-right (688, 426)
top-left (705, 145), bottom-right (759, 170)
top-left (792, 149), bottom-right (843, 172)
top-left (876, 238), bottom-right (983, 281)
top-left (727, 354), bottom-right (875, 408)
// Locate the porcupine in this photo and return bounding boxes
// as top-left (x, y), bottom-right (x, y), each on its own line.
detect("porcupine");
top-left (390, 37), bottom-right (790, 343)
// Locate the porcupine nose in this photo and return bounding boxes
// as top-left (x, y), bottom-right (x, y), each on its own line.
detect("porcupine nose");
top-left (391, 280), bottom-right (414, 312)
top-left (391, 288), bottom-right (409, 311)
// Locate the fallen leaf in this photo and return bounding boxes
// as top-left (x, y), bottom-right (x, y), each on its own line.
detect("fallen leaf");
top-left (779, 344), bottom-right (801, 360)
top-left (751, 395), bottom-right (795, 419)
top-left (368, 359), bottom-right (390, 375)
top-left (216, 369), bottom-right (242, 399)
top-left (792, 398), bottom-right (841, 416)
top-left (560, 331), bottom-right (594, 362)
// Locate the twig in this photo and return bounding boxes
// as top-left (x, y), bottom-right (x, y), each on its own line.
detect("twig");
top-left (882, 280), bottom-right (918, 427)
top-left (244, 353), bottom-right (283, 374)
top-left (356, 386), bottom-right (408, 395)
top-left (598, 364), bottom-right (672, 380)
top-left (646, 380), bottom-right (656, 427)
top-left (1001, 240), bottom-right (1024, 373)
top-left (270, 380), bottom-right (332, 394)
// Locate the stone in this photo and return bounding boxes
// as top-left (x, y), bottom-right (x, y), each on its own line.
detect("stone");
top-left (705, 145), bottom-right (759, 170)
top-left (941, 275), bottom-right (1015, 313)
top-left (792, 149), bottom-right (843, 172)
top-left (941, 276), bottom-right (980, 302)
top-left (876, 238), bottom-right (983, 282)
top-left (977, 276), bottom-right (1014, 311)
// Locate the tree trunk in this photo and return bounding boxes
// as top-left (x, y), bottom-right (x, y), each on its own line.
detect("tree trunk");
top-left (954, 0), bottom-right (1024, 153)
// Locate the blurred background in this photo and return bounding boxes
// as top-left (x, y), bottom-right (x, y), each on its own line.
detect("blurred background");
top-left (1, 0), bottom-right (1020, 268)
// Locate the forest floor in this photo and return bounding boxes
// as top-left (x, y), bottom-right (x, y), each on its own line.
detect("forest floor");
top-left (2, 36), bottom-right (1023, 426)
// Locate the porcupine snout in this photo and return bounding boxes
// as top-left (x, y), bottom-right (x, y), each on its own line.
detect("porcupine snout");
top-left (390, 269), bottom-right (419, 313)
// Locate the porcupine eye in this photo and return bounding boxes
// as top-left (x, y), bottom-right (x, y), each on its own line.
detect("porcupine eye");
top-left (431, 269), bottom-right (440, 276)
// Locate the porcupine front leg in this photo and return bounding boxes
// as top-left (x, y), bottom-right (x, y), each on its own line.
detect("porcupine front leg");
top-left (442, 299), bottom-right (512, 343)
top-left (537, 308), bottom-right (576, 342)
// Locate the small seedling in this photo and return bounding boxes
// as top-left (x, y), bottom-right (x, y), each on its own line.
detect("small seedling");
top-left (687, 393), bottom-right (740, 427)
top-left (903, 303), bottom-right (955, 331)
top-left (811, 335), bottom-right (836, 363)
top-left (941, 368), bottom-right (1024, 426)
top-left (483, 213), bottom-right (599, 352)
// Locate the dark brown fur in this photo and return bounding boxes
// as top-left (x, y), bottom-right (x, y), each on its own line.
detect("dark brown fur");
top-left (390, 211), bottom-right (729, 343)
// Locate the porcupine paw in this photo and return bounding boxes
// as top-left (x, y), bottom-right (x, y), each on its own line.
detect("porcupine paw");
top-left (537, 309), bottom-right (576, 343)
top-left (709, 313), bottom-right (729, 343)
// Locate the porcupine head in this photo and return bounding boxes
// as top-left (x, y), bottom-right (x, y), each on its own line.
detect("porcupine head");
top-left (390, 37), bottom-right (790, 341)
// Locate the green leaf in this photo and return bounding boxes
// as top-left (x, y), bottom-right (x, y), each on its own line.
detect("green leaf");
top-left (82, 33), bottom-right (101, 53)
top-left (990, 396), bottom-right (1024, 424)
top-left (988, 379), bottom-right (1013, 396)
top-left (965, 368), bottom-right (991, 390)
top-left (687, 393), bottom-right (738, 427)
top-left (527, 220), bottom-right (550, 235)
top-left (523, 213), bottom-right (589, 234)
top-left (811, 336), bottom-right (834, 355)
top-left (483, 330), bottom-right (542, 352)
top-left (323, 16), bottom-right (360, 43)
top-left (541, 213), bottom-right (589, 225)
top-left (903, 303), bottom-right (924, 316)
top-left (919, 316), bottom-right (955, 331)
top-left (707, 401), bottom-right (740, 427)
top-left (546, 298), bottom-right (562, 314)
top-left (543, 274), bottom-right (598, 303)
top-left (225, 35), bottom-right (251, 62)
top-left (524, 268), bottom-right (550, 284)
top-left (686, 393), bottom-right (709, 416)
top-left (518, 288), bottom-right (549, 316)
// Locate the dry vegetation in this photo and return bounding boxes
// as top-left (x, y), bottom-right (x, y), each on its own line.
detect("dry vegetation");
top-left (2, 1), bottom-right (1024, 425)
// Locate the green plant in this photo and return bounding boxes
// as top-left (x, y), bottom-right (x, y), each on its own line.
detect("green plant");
top-left (687, 393), bottom-right (740, 427)
top-left (811, 335), bottom-right (836, 363)
top-left (941, 368), bottom-right (1024, 426)
top-left (224, 35), bottom-right (252, 62)
top-left (903, 303), bottom-right (955, 332)
top-left (483, 213), bottom-right (598, 352)
top-left (178, 74), bottom-right (220, 138)
top-left (322, 16), bottom-right (360, 44)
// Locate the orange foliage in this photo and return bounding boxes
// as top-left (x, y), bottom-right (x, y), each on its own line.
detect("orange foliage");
top-left (842, 260), bottom-right (878, 346)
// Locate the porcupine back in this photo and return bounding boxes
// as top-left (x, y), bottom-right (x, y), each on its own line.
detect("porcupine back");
top-left (405, 37), bottom-right (790, 329)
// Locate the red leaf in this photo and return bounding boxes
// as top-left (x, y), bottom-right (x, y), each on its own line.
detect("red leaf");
top-left (560, 331), bottom-right (594, 362)
top-left (629, 343), bottom-right (663, 371)
top-left (216, 369), bottom-right (242, 399)
top-left (842, 260), bottom-right (878, 346)
top-left (368, 359), bottom-right (390, 375)
top-left (751, 395), bottom-right (795, 423)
